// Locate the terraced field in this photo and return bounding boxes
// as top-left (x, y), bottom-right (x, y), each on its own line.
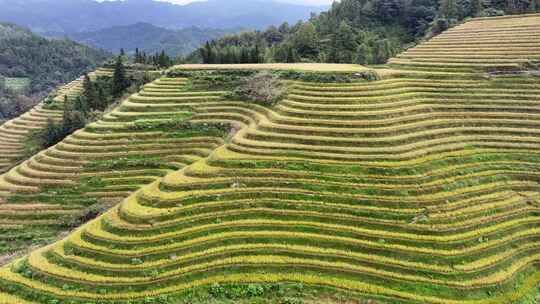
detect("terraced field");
top-left (390, 13), bottom-right (540, 73)
top-left (177, 63), bottom-right (368, 72)
top-left (0, 13), bottom-right (540, 304)
top-left (0, 69), bottom-right (112, 174)
top-left (0, 76), bottom-right (230, 260)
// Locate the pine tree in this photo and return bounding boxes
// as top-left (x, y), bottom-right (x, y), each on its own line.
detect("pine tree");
top-left (240, 47), bottom-right (250, 63)
top-left (135, 48), bottom-right (140, 63)
top-left (82, 74), bottom-right (97, 110)
top-left (43, 119), bottom-right (60, 148)
top-left (200, 42), bottom-right (216, 64)
top-left (112, 56), bottom-right (129, 97)
top-left (97, 86), bottom-right (107, 111)
top-left (73, 95), bottom-right (88, 116)
top-left (62, 95), bottom-right (73, 133)
top-left (250, 45), bottom-right (261, 63)
top-left (158, 50), bottom-right (171, 68)
top-left (62, 95), bottom-right (70, 123)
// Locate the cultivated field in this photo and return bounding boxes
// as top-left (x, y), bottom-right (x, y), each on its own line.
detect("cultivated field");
top-left (0, 13), bottom-right (539, 304)
top-left (390, 13), bottom-right (540, 72)
top-left (176, 63), bottom-right (368, 72)
top-left (3, 77), bottom-right (30, 93)
top-left (0, 76), bottom-right (230, 261)
top-left (0, 70), bottom-right (112, 175)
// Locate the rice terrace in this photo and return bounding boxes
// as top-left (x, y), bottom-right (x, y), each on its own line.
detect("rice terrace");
top-left (0, 7), bottom-right (540, 304)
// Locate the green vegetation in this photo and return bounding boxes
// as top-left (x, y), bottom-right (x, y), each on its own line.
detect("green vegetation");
top-left (133, 48), bottom-right (175, 69)
top-left (0, 23), bottom-right (108, 93)
top-left (0, 22), bottom-right (109, 120)
top-left (23, 58), bottom-right (139, 158)
top-left (196, 0), bottom-right (540, 65)
top-left (2, 10), bottom-right (540, 304)
top-left (0, 74), bottom-right (230, 274)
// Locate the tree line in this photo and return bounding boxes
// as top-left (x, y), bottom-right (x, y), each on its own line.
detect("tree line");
top-left (131, 48), bottom-right (174, 68)
top-left (25, 56), bottom-right (139, 156)
top-left (195, 0), bottom-right (540, 65)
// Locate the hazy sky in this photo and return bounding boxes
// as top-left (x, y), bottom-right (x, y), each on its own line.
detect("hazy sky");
top-left (155, 0), bottom-right (334, 5)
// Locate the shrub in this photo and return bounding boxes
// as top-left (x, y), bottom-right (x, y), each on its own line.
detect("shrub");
top-left (209, 283), bottom-right (226, 297)
top-left (230, 71), bottom-right (286, 106)
top-left (276, 70), bottom-right (353, 83)
top-left (355, 70), bottom-right (381, 81)
top-left (246, 284), bottom-right (265, 297)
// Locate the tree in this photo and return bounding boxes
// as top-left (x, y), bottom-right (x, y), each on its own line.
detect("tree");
top-left (73, 95), bottom-right (88, 116)
top-left (250, 44), bottom-right (262, 63)
top-left (329, 21), bottom-right (358, 63)
top-left (42, 119), bottom-right (62, 149)
top-left (263, 26), bottom-right (285, 44)
top-left (374, 39), bottom-right (395, 64)
top-left (240, 47), bottom-right (250, 63)
top-left (142, 52), bottom-right (148, 64)
top-left (82, 74), bottom-right (97, 109)
top-left (356, 43), bottom-right (374, 65)
top-left (112, 56), bottom-right (130, 97)
top-left (439, 0), bottom-right (459, 18)
top-left (200, 42), bottom-right (216, 64)
top-left (471, 0), bottom-right (484, 16)
top-left (278, 22), bottom-right (290, 34)
top-left (135, 48), bottom-right (142, 63)
top-left (158, 50), bottom-right (171, 68)
top-left (375, 0), bottom-right (404, 21)
top-left (292, 22), bottom-right (319, 59)
top-left (96, 86), bottom-right (107, 111)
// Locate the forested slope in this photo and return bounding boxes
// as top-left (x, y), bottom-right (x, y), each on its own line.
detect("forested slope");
top-left (0, 23), bottom-right (109, 120)
top-left (195, 0), bottom-right (540, 65)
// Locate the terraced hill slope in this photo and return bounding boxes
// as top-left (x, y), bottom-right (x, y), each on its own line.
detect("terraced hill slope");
top-left (0, 69), bottom-right (112, 174)
top-left (0, 76), bottom-right (230, 261)
top-left (390, 13), bottom-right (540, 72)
top-left (0, 14), bottom-right (540, 304)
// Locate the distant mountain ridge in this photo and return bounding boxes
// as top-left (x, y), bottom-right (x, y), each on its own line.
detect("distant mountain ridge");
top-left (0, 0), bottom-right (326, 34)
top-left (0, 22), bottom-right (108, 91)
top-left (60, 23), bottom-right (238, 57)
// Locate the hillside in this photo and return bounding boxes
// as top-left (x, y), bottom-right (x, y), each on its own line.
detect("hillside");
top-left (196, 0), bottom-right (540, 65)
top-left (0, 0), bottom-right (326, 34)
top-left (0, 68), bottom-right (113, 175)
top-left (0, 13), bottom-right (540, 304)
top-left (0, 23), bottom-right (109, 120)
top-left (64, 23), bottom-right (236, 57)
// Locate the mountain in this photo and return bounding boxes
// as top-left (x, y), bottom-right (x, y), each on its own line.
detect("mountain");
top-left (63, 23), bottom-right (238, 57)
top-left (0, 22), bottom-right (109, 92)
top-left (197, 0), bottom-right (540, 66)
top-left (0, 22), bottom-right (109, 118)
top-left (0, 0), bottom-right (327, 34)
